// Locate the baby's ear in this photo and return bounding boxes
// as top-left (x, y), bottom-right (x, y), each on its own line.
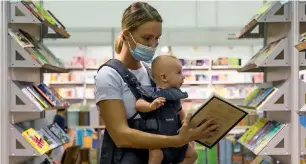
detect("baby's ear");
top-left (160, 73), bottom-right (168, 83)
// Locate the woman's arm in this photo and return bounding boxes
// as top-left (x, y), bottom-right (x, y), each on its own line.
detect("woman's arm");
top-left (99, 99), bottom-right (182, 149)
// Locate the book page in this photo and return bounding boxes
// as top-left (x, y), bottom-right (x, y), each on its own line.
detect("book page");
top-left (189, 96), bottom-right (247, 148)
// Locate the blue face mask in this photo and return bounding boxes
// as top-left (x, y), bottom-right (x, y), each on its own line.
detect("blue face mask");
top-left (127, 32), bottom-right (156, 62)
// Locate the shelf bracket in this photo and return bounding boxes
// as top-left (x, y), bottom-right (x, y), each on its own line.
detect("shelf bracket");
top-left (259, 37), bottom-right (289, 67)
top-left (257, 1), bottom-right (289, 22)
top-left (299, 81), bottom-right (306, 112)
top-left (258, 80), bottom-right (289, 111)
top-left (258, 124), bottom-right (290, 155)
top-left (10, 81), bottom-right (41, 112)
top-left (299, 2), bottom-right (306, 22)
top-left (9, 35), bottom-right (40, 68)
top-left (9, 1), bottom-right (40, 24)
top-left (9, 124), bottom-right (39, 156)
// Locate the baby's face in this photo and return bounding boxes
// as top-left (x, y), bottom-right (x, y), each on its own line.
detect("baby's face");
top-left (164, 59), bottom-right (185, 88)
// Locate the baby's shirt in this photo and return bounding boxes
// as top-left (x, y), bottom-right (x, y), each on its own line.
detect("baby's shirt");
top-left (137, 86), bottom-right (188, 113)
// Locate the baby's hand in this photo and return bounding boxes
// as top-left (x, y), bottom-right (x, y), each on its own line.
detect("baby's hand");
top-left (150, 97), bottom-right (166, 111)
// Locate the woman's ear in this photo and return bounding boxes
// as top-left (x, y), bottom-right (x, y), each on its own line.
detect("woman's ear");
top-left (160, 73), bottom-right (167, 83)
top-left (121, 29), bottom-right (130, 41)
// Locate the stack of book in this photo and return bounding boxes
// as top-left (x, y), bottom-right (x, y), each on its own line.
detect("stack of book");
top-left (238, 118), bottom-right (285, 154)
top-left (21, 123), bottom-right (70, 155)
top-left (18, 81), bottom-right (69, 110)
top-left (9, 29), bottom-right (64, 68)
top-left (241, 86), bottom-right (279, 110)
top-left (211, 57), bottom-right (241, 67)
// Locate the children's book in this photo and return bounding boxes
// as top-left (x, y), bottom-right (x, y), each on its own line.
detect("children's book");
top-left (22, 128), bottom-right (51, 155)
top-left (189, 93), bottom-right (248, 148)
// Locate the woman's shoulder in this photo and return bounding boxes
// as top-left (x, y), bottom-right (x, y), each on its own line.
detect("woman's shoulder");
top-left (96, 66), bottom-right (123, 81)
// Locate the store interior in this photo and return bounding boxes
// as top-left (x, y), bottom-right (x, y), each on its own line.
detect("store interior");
top-left (4, 0), bottom-right (306, 164)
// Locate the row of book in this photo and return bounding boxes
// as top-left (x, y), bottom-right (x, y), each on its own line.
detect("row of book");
top-left (242, 86), bottom-right (279, 110)
top-left (238, 118), bottom-right (284, 154)
top-left (44, 71), bottom-right (97, 85)
top-left (179, 57), bottom-right (242, 68)
top-left (18, 81), bottom-right (68, 110)
top-left (183, 85), bottom-right (256, 99)
top-left (242, 38), bottom-right (282, 69)
top-left (183, 71), bottom-right (263, 84)
top-left (22, 123), bottom-right (70, 155)
top-left (54, 87), bottom-right (90, 99)
top-left (9, 28), bottom-right (64, 68)
top-left (66, 55), bottom-right (110, 69)
top-left (75, 128), bottom-right (99, 149)
top-left (195, 140), bottom-right (255, 164)
top-left (21, 0), bottom-right (61, 28)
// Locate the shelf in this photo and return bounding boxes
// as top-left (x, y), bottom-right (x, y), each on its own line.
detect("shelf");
top-left (241, 80), bottom-right (306, 112)
top-left (211, 65), bottom-right (242, 70)
top-left (230, 1), bottom-right (289, 39)
top-left (10, 123), bottom-right (71, 157)
top-left (10, 80), bottom-right (69, 123)
top-left (9, 124), bottom-right (40, 156)
top-left (8, 29), bottom-right (68, 73)
top-left (239, 80), bottom-right (286, 112)
top-left (9, 1), bottom-right (70, 39)
top-left (299, 2), bottom-right (306, 22)
top-left (238, 37), bottom-right (289, 72)
top-left (239, 118), bottom-right (289, 155)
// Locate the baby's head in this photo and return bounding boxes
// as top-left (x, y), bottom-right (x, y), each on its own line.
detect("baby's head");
top-left (151, 55), bottom-right (185, 88)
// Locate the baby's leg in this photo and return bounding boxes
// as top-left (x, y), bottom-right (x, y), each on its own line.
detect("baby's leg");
top-left (149, 149), bottom-right (163, 164)
top-left (180, 142), bottom-right (198, 164)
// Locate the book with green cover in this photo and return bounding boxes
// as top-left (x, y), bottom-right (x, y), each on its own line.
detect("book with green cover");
top-left (207, 145), bottom-right (218, 164)
top-left (239, 118), bottom-right (268, 143)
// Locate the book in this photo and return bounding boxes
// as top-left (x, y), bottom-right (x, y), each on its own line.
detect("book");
top-left (189, 93), bottom-right (248, 148)
top-left (22, 128), bottom-right (51, 155)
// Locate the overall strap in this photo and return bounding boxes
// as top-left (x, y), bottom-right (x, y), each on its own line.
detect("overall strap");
top-left (141, 63), bottom-right (156, 87)
top-left (97, 59), bottom-right (141, 120)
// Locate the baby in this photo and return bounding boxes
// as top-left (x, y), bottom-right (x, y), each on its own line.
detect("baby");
top-left (135, 55), bottom-right (197, 164)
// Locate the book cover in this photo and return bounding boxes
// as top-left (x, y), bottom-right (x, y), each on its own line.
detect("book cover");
top-left (22, 128), bottom-right (51, 155)
top-left (26, 86), bottom-right (50, 109)
top-left (37, 128), bottom-right (60, 149)
top-left (239, 118), bottom-right (268, 144)
top-left (189, 93), bottom-right (248, 148)
top-left (48, 123), bottom-right (70, 144)
top-left (8, 29), bottom-right (34, 48)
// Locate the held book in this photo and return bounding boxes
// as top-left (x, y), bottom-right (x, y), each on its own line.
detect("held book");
top-left (189, 93), bottom-right (248, 149)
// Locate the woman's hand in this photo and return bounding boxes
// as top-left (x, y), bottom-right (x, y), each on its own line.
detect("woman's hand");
top-left (177, 113), bottom-right (219, 146)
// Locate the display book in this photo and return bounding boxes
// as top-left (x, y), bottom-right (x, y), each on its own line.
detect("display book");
top-left (20, 0), bottom-right (70, 38)
top-left (21, 123), bottom-right (70, 155)
top-left (15, 80), bottom-right (69, 111)
top-left (9, 28), bottom-right (65, 69)
top-left (189, 93), bottom-right (248, 149)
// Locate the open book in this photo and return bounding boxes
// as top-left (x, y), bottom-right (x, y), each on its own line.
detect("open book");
top-left (189, 93), bottom-right (248, 148)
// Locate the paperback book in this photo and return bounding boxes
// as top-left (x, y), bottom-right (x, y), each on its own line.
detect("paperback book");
top-left (238, 118), bottom-right (285, 154)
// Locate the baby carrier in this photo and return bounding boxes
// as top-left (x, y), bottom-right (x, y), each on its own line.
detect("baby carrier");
top-left (98, 59), bottom-right (188, 164)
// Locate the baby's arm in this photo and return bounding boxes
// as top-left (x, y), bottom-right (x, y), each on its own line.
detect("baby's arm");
top-left (135, 97), bottom-right (166, 113)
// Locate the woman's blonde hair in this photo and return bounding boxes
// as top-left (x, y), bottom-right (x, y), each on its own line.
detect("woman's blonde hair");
top-left (114, 2), bottom-right (163, 54)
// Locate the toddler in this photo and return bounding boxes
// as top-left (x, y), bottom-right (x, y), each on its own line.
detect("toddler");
top-left (135, 55), bottom-right (197, 164)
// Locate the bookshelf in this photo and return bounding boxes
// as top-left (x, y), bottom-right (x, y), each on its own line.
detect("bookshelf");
top-left (229, 1), bottom-right (306, 163)
top-left (0, 1), bottom-right (72, 163)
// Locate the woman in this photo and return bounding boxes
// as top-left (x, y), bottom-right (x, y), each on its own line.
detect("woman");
top-left (94, 2), bottom-right (219, 163)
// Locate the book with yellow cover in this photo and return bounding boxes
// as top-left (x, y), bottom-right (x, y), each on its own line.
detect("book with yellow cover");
top-left (22, 128), bottom-right (51, 155)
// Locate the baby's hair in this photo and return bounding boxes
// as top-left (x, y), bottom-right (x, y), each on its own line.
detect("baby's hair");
top-left (151, 55), bottom-right (179, 80)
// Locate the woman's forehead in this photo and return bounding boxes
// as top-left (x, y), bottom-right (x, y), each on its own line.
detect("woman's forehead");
top-left (135, 21), bottom-right (162, 37)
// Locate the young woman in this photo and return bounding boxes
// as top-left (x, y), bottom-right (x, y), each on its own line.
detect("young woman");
top-left (95, 2), bottom-right (219, 163)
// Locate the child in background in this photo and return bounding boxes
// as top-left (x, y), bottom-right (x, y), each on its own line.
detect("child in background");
top-left (135, 55), bottom-right (197, 164)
